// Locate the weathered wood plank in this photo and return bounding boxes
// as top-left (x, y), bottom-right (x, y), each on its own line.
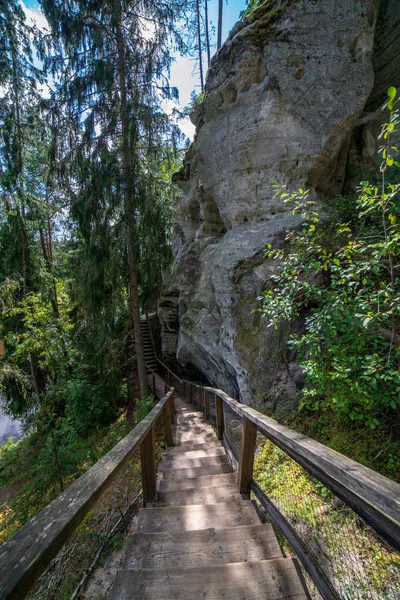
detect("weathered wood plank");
top-left (141, 426), bottom-right (157, 505)
top-left (213, 390), bottom-right (400, 550)
top-left (163, 399), bottom-right (174, 448)
top-left (204, 389), bottom-right (210, 421)
top-left (136, 500), bottom-right (260, 533)
top-left (197, 386), bottom-right (202, 411)
top-left (215, 394), bottom-right (224, 440)
top-left (111, 558), bottom-right (309, 600)
top-left (157, 472), bottom-right (236, 492)
top-left (122, 524), bottom-right (282, 570)
top-left (237, 416), bottom-right (257, 497)
top-left (170, 392), bottom-right (175, 425)
top-left (0, 389), bottom-right (174, 600)
top-left (251, 482), bottom-right (340, 600)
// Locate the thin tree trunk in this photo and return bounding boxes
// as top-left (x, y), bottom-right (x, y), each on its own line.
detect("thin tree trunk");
top-left (204, 0), bottom-right (211, 66)
top-left (115, 2), bottom-right (148, 402)
top-left (12, 48), bottom-right (29, 294)
top-left (196, 0), bottom-right (204, 91)
top-left (217, 0), bottom-right (223, 50)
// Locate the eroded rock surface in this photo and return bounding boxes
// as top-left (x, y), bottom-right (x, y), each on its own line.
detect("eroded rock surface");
top-left (161, 0), bottom-right (383, 412)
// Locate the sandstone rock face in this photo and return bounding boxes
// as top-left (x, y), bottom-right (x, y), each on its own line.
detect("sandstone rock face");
top-left (345, 0), bottom-right (400, 191)
top-left (160, 0), bottom-right (382, 412)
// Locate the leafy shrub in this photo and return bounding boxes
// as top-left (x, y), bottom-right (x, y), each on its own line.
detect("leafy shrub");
top-left (259, 88), bottom-right (400, 429)
top-left (135, 395), bottom-right (155, 423)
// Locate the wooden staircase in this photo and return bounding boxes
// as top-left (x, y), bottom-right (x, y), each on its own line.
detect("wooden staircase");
top-left (140, 319), bottom-right (157, 373)
top-left (111, 396), bottom-right (309, 600)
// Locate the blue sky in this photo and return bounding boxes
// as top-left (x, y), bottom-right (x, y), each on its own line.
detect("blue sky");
top-left (23, 0), bottom-right (248, 138)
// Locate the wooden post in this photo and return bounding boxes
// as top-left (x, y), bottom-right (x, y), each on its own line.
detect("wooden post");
top-left (215, 394), bottom-right (224, 440)
top-left (189, 383), bottom-right (193, 404)
top-left (164, 398), bottom-right (174, 448)
top-left (140, 426), bottom-right (157, 505)
top-left (183, 380), bottom-right (186, 400)
top-left (152, 373), bottom-right (155, 392)
top-left (170, 390), bottom-right (175, 424)
top-left (198, 386), bottom-right (203, 411)
top-left (238, 417), bottom-right (257, 498)
top-left (165, 384), bottom-right (168, 396)
top-left (204, 389), bottom-right (210, 421)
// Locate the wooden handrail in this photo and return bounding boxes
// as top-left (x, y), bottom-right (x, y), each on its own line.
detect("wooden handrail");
top-left (214, 389), bottom-right (400, 551)
top-left (0, 389), bottom-right (175, 600)
top-left (157, 358), bottom-right (183, 384)
top-left (178, 375), bottom-right (400, 552)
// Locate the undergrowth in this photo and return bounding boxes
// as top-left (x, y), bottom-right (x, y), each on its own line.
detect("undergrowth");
top-left (0, 395), bottom-right (156, 545)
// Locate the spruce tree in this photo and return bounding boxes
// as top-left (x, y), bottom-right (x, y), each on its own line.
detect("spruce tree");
top-left (41, 0), bottom-right (183, 402)
top-left (0, 0), bottom-right (43, 294)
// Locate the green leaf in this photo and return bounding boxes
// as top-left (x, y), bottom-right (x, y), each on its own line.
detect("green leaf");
top-left (388, 87), bottom-right (397, 101)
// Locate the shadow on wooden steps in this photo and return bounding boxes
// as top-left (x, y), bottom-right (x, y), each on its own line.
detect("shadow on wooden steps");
top-left (111, 397), bottom-right (310, 600)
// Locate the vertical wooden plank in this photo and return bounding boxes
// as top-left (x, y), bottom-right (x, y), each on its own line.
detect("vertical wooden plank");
top-left (152, 373), bottom-right (155, 392)
top-left (215, 394), bottom-right (224, 440)
top-left (170, 391), bottom-right (175, 424)
top-left (183, 380), bottom-right (186, 400)
top-left (204, 389), bottom-right (210, 421)
top-left (189, 383), bottom-right (193, 404)
top-left (198, 386), bottom-right (203, 411)
top-left (238, 416), bottom-right (257, 498)
top-left (140, 426), bottom-right (157, 506)
top-left (164, 400), bottom-right (174, 448)
top-left (167, 370), bottom-right (170, 386)
top-left (165, 384), bottom-right (168, 396)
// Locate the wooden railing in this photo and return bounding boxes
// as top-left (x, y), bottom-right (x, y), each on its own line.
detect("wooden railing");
top-left (0, 385), bottom-right (175, 600)
top-left (145, 314), bottom-right (184, 396)
top-left (180, 377), bottom-right (400, 600)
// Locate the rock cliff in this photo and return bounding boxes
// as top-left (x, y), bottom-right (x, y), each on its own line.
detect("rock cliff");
top-left (160, 0), bottom-right (399, 413)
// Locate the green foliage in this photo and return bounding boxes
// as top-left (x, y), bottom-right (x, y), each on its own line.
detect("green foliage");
top-left (259, 89), bottom-right (400, 429)
top-left (134, 395), bottom-right (155, 423)
top-left (0, 425), bottom-right (89, 539)
top-left (243, 0), bottom-right (275, 16)
top-left (0, 410), bottom-right (135, 543)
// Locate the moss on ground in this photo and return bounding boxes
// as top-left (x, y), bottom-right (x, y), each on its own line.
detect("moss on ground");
top-left (253, 439), bottom-right (400, 597)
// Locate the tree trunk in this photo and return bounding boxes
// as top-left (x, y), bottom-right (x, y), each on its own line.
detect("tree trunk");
top-left (115, 2), bottom-right (148, 402)
top-left (196, 0), bottom-right (204, 91)
top-left (12, 48), bottom-right (30, 294)
top-left (217, 0), bottom-right (223, 50)
top-left (204, 0), bottom-right (211, 65)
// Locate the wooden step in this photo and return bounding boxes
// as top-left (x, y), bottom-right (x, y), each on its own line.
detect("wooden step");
top-left (136, 500), bottom-right (259, 534)
top-left (165, 440), bottom-right (222, 454)
top-left (175, 413), bottom-right (206, 424)
top-left (111, 558), bottom-right (308, 600)
top-left (163, 447), bottom-right (226, 461)
top-left (175, 428), bottom-right (219, 445)
top-left (158, 454), bottom-right (231, 472)
top-left (157, 484), bottom-right (242, 506)
top-left (158, 463), bottom-right (234, 480)
top-left (175, 421), bottom-right (215, 432)
top-left (122, 524), bottom-right (282, 570)
top-left (158, 472), bottom-right (237, 492)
